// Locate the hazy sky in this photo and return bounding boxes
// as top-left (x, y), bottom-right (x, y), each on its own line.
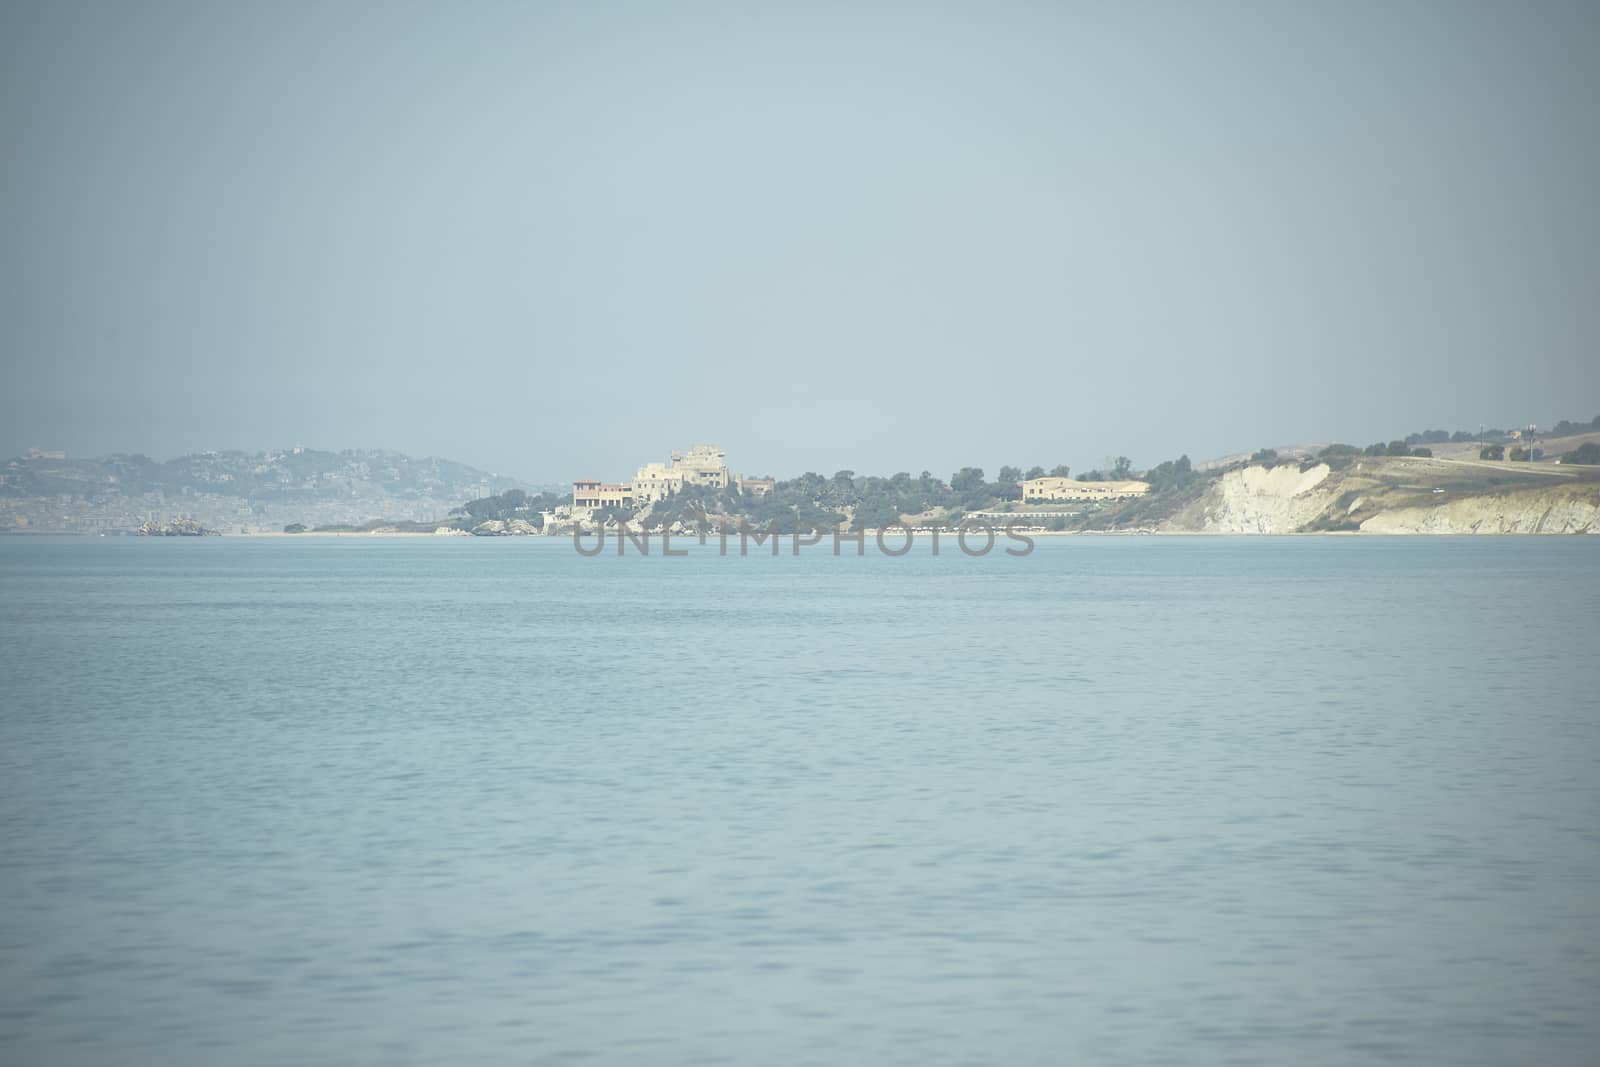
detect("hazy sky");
top-left (3, 1), bottom-right (1597, 483)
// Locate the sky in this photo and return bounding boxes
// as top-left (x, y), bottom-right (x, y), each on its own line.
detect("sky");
top-left (2, 1), bottom-right (1597, 484)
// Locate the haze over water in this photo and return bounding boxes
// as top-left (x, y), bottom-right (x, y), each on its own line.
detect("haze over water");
top-left (1, 536), bottom-right (1596, 1065)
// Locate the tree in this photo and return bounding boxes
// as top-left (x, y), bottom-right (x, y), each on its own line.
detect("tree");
top-left (1508, 446), bottom-right (1529, 461)
top-left (1108, 456), bottom-right (1132, 479)
top-left (283, 523), bottom-right (307, 534)
top-left (1549, 417), bottom-right (1598, 436)
top-left (1562, 442), bottom-right (1600, 465)
top-left (852, 496), bottom-right (900, 531)
top-left (997, 465), bottom-right (1023, 486)
top-left (951, 467), bottom-right (986, 492)
top-left (793, 472), bottom-right (827, 498)
top-left (1319, 443), bottom-right (1359, 458)
top-left (1250, 448), bottom-right (1279, 467)
top-left (1385, 441), bottom-right (1410, 457)
top-left (451, 488), bottom-right (569, 523)
top-left (1480, 444), bottom-right (1505, 460)
top-left (1024, 466), bottom-right (1046, 480)
top-left (1146, 454), bottom-right (1195, 493)
top-left (1411, 447), bottom-right (1433, 458)
top-left (1049, 465), bottom-right (1071, 478)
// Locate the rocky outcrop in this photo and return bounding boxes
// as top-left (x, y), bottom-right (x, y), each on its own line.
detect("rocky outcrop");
top-left (470, 518), bottom-right (539, 536)
top-left (1358, 489), bottom-right (1600, 534)
top-left (136, 519), bottom-right (215, 536)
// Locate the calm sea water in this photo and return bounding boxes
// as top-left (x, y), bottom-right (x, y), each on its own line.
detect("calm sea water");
top-left (1, 535), bottom-right (1596, 1066)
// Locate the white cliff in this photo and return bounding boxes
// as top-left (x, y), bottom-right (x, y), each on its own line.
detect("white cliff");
top-left (1192, 463), bottom-right (1335, 533)
top-left (1358, 490), bottom-right (1600, 534)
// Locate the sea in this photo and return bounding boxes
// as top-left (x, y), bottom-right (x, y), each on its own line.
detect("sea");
top-left (1, 534), bottom-right (1596, 1066)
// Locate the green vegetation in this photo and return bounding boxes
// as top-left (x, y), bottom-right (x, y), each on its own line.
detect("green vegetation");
top-left (510, 455), bottom-right (1214, 536)
top-left (1562, 442), bottom-right (1600, 465)
top-left (1480, 444), bottom-right (1505, 460)
top-left (437, 410), bottom-right (1600, 538)
top-left (1371, 441), bottom-right (1433, 458)
top-left (449, 488), bottom-right (566, 527)
top-left (1144, 454), bottom-right (1197, 492)
top-left (283, 523), bottom-right (307, 533)
top-left (1551, 416), bottom-right (1600, 436)
top-left (1392, 416), bottom-right (1597, 449)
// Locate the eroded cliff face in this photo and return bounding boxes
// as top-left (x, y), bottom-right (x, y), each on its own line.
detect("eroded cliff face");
top-left (1357, 491), bottom-right (1600, 534)
top-left (1177, 463), bottom-right (1335, 533)
top-left (1161, 459), bottom-right (1600, 534)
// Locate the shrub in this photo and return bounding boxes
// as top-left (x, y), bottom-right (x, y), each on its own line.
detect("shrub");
top-left (1561, 442), bottom-right (1600, 465)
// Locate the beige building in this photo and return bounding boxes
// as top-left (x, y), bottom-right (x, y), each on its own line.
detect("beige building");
top-left (630, 463), bottom-right (685, 506)
top-left (578, 444), bottom-right (772, 511)
top-left (1022, 476), bottom-right (1150, 503)
top-left (572, 480), bottom-right (634, 510)
top-left (740, 477), bottom-right (775, 497)
top-left (670, 444), bottom-right (731, 489)
top-left (633, 444), bottom-right (737, 505)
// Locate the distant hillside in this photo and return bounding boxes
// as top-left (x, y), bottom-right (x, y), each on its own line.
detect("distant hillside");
top-left (1221, 415), bottom-right (1600, 470)
top-left (0, 449), bottom-right (529, 534)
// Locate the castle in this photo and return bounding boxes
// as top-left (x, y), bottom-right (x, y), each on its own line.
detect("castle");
top-left (571, 445), bottom-right (773, 518)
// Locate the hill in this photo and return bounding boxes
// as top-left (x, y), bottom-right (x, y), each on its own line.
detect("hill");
top-left (0, 449), bottom-right (528, 534)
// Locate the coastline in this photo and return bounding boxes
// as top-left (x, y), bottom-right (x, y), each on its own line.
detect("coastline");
top-left (8, 527), bottom-right (1568, 539)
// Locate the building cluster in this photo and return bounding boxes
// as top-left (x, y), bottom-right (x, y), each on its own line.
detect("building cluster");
top-left (1021, 476), bottom-right (1149, 503)
top-left (571, 445), bottom-right (774, 518)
